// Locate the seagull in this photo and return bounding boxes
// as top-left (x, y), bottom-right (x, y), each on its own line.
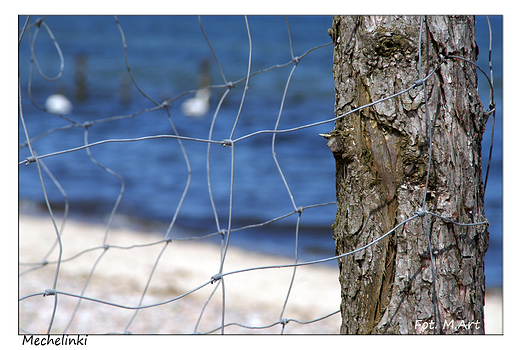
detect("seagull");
top-left (181, 57), bottom-right (212, 118)
top-left (45, 93), bottom-right (73, 115)
top-left (181, 88), bottom-right (211, 117)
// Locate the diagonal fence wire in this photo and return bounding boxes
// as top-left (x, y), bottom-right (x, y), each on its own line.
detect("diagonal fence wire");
top-left (18, 15), bottom-right (497, 334)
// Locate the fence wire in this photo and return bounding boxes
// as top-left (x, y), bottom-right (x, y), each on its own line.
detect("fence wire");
top-left (19, 15), bottom-right (497, 335)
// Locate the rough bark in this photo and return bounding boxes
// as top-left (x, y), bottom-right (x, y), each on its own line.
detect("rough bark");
top-left (328, 15), bottom-right (489, 334)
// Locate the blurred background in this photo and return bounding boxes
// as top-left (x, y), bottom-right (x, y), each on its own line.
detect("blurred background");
top-left (18, 15), bottom-right (502, 288)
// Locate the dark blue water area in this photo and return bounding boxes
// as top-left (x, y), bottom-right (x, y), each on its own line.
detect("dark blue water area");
top-left (18, 15), bottom-right (503, 287)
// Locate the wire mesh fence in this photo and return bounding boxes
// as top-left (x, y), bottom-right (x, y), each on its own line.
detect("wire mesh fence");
top-left (18, 15), bottom-right (500, 335)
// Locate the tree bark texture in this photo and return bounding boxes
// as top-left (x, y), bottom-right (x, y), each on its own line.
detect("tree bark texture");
top-left (328, 16), bottom-right (489, 334)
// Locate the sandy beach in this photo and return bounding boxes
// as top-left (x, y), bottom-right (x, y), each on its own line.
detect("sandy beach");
top-left (19, 213), bottom-right (502, 334)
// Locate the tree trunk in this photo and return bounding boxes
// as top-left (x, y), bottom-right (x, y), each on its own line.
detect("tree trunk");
top-left (328, 15), bottom-right (489, 334)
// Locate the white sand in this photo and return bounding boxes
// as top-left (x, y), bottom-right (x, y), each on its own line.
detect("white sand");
top-left (19, 214), bottom-right (502, 334)
top-left (19, 214), bottom-right (342, 334)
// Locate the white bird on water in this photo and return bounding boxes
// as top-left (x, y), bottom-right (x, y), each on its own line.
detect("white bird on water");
top-left (44, 53), bottom-right (89, 115)
top-left (45, 93), bottom-right (73, 115)
top-left (181, 58), bottom-right (212, 118)
top-left (181, 87), bottom-right (211, 117)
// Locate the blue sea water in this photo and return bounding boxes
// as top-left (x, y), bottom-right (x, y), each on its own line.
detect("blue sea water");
top-left (18, 15), bottom-right (503, 287)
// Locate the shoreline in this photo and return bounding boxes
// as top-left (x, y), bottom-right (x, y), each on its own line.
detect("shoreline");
top-left (19, 213), bottom-right (502, 334)
top-left (18, 199), bottom-right (338, 266)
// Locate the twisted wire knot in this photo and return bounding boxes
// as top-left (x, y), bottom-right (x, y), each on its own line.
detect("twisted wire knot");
top-left (211, 273), bottom-right (222, 284)
top-left (43, 289), bottom-right (56, 297)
